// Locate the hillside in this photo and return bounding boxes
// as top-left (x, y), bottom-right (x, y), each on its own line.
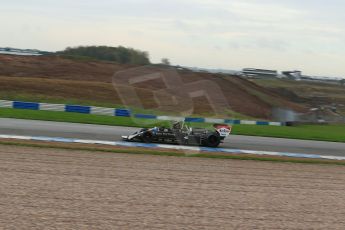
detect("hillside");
top-left (252, 78), bottom-right (345, 117)
top-left (0, 54), bottom-right (306, 119)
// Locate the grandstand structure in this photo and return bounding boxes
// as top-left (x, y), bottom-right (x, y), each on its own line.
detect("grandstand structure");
top-left (242, 68), bottom-right (278, 78)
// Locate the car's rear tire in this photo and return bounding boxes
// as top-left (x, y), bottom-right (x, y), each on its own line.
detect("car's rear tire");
top-left (205, 134), bottom-right (220, 147)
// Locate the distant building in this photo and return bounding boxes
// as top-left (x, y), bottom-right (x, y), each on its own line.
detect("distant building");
top-left (0, 47), bottom-right (47, 56)
top-left (242, 68), bottom-right (278, 78)
top-left (282, 70), bottom-right (302, 80)
top-left (0, 48), bottom-right (41, 56)
top-left (299, 75), bottom-right (341, 85)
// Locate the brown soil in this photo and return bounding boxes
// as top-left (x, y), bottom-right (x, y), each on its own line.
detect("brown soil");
top-left (0, 54), bottom-right (306, 118)
top-left (252, 78), bottom-right (345, 116)
top-left (1, 145), bottom-right (345, 229)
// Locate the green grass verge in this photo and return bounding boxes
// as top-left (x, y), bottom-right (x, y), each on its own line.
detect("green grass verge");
top-left (1, 141), bottom-right (344, 166)
top-left (1, 108), bottom-right (345, 142)
top-left (231, 124), bottom-right (345, 142)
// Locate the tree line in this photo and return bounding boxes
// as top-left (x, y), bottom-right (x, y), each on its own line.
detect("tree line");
top-left (57, 46), bottom-right (150, 65)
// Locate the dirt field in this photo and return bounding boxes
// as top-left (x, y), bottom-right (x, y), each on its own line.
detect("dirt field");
top-left (1, 145), bottom-right (345, 229)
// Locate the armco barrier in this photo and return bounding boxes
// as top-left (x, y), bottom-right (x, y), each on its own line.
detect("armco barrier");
top-left (0, 100), bottom-right (12, 108)
top-left (256, 121), bottom-right (270, 126)
top-left (13, 101), bottom-right (39, 110)
top-left (40, 103), bottom-right (65, 112)
top-left (224, 119), bottom-right (241, 125)
top-left (90, 107), bottom-right (114, 116)
top-left (0, 100), bottom-right (284, 126)
top-left (65, 105), bottom-right (91, 114)
top-left (135, 114), bottom-right (157, 119)
top-left (115, 109), bottom-right (131, 117)
top-left (185, 117), bottom-right (205, 123)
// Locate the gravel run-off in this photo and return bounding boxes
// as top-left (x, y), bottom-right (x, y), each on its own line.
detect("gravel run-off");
top-left (1, 145), bottom-right (345, 229)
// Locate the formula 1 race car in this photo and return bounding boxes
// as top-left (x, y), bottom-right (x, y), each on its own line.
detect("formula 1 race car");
top-left (122, 121), bottom-right (231, 147)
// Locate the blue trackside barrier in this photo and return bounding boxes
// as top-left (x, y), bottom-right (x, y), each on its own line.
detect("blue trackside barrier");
top-left (184, 117), bottom-right (205, 123)
top-left (0, 99), bottom-right (285, 126)
top-left (65, 105), bottom-right (91, 114)
top-left (115, 109), bottom-right (131, 117)
top-left (135, 114), bottom-right (157, 119)
top-left (225, 119), bottom-right (241, 125)
top-left (13, 101), bottom-right (39, 110)
top-left (256, 121), bottom-right (270, 126)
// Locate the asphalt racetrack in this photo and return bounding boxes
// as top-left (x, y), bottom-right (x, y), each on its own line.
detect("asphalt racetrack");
top-left (1, 118), bottom-right (345, 156)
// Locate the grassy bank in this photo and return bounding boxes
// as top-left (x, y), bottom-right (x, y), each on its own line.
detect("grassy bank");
top-left (1, 108), bottom-right (345, 142)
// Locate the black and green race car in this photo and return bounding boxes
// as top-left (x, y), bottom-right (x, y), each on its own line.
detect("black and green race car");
top-left (122, 121), bottom-right (231, 147)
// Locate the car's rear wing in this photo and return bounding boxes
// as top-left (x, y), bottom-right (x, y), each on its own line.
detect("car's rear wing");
top-left (213, 124), bottom-right (232, 137)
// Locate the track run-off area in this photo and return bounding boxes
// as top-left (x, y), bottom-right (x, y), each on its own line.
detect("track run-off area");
top-left (1, 145), bottom-right (345, 229)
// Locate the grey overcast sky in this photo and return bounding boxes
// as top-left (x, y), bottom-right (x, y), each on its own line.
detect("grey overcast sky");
top-left (1, 0), bottom-right (344, 77)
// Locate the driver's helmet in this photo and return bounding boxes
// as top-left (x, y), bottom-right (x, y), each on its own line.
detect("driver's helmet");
top-left (172, 121), bottom-right (182, 129)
